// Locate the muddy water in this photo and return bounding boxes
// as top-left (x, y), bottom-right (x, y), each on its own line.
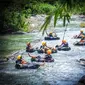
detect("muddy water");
top-left (0, 15), bottom-right (85, 85)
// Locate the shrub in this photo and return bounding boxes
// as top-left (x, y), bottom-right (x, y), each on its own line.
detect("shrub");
top-left (3, 8), bottom-right (29, 33)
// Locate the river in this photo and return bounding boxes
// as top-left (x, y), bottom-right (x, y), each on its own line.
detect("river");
top-left (0, 15), bottom-right (85, 85)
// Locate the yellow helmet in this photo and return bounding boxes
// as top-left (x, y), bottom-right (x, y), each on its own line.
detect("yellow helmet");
top-left (62, 40), bottom-right (66, 43)
top-left (42, 41), bottom-right (46, 46)
top-left (17, 55), bottom-right (22, 60)
top-left (80, 30), bottom-right (83, 32)
top-left (47, 49), bottom-right (52, 55)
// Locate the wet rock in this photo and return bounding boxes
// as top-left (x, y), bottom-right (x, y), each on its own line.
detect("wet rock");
top-left (79, 58), bottom-right (85, 66)
top-left (77, 75), bottom-right (85, 85)
top-left (79, 15), bottom-right (85, 18)
top-left (28, 14), bottom-right (46, 31)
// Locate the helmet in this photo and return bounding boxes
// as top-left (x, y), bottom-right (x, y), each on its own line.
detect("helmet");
top-left (17, 55), bottom-right (22, 60)
top-left (27, 42), bottom-right (30, 46)
top-left (46, 49), bottom-right (52, 55)
top-left (62, 40), bottom-right (66, 43)
top-left (49, 32), bottom-right (52, 34)
top-left (42, 41), bottom-right (46, 46)
top-left (80, 30), bottom-right (83, 32)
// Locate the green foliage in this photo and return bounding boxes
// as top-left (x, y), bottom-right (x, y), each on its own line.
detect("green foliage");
top-left (40, 15), bottom-right (53, 34)
top-left (0, 0), bottom-right (57, 34)
top-left (37, 3), bottom-right (56, 14)
top-left (25, 3), bottom-right (56, 14)
top-left (3, 8), bottom-right (29, 32)
top-left (1, 0), bottom-right (85, 34)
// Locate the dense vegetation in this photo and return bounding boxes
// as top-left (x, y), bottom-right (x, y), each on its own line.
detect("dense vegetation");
top-left (0, 0), bottom-right (85, 34)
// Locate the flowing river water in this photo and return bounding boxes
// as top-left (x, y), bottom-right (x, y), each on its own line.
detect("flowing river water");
top-left (0, 15), bottom-right (85, 85)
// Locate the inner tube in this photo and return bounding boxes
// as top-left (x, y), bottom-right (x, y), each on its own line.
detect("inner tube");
top-left (44, 58), bottom-right (54, 62)
top-left (57, 46), bottom-right (71, 51)
top-left (15, 63), bottom-right (40, 69)
top-left (37, 49), bottom-right (44, 53)
top-left (44, 37), bottom-right (60, 40)
top-left (31, 58), bottom-right (54, 62)
top-left (26, 49), bottom-right (35, 53)
top-left (74, 42), bottom-right (85, 46)
top-left (52, 49), bottom-right (57, 53)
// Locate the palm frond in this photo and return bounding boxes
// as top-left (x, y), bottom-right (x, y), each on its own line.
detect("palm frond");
top-left (40, 14), bottom-right (52, 34)
top-left (54, 5), bottom-right (62, 27)
top-left (63, 15), bottom-right (66, 26)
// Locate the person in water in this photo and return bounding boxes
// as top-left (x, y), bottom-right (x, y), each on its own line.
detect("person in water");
top-left (59, 40), bottom-right (68, 47)
top-left (26, 42), bottom-right (34, 52)
top-left (28, 49), bottom-right (53, 62)
top-left (16, 55), bottom-right (44, 68)
top-left (44, 49), bottom-right (53, 60)
top-left (48, 32), bottom-right (53, 37)
top-left (16, 55), bottom-right (27, 65)
top-left (40, 41), bottom-right (50, 52)
top-left (78, 30), bottom-right (85, 37)
top-left (28, 53), bottom-right (42, 62)
top-left (40, 41), bottom-right (56, 53)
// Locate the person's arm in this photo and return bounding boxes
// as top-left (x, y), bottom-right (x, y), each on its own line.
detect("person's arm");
top-left (78, 33), bottom-right (82, 37)
top-left (60, 43), bottom-right (64, 47)
top-left (40, 46), bottom-right (42, 49)
top-left (21, 59), bottom-right (27, 64)
top-left (28, 53), bottom-right (36, 58)
top-left (45, 45), bottom-right (52, 49)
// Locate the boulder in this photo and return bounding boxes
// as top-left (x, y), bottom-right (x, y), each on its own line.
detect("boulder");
top-left (79, 58), bottom-right (85, 66)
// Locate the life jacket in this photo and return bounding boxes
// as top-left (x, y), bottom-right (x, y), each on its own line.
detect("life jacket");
top-left (31, 57), bottom-right (36, 62)
top-left (80, 37), bottom-right (85, 42)
top-left (16, 59), bottom-right (22, 64)
top-left (49, 34), bottom-right (53, 37)
top-left (26, 45), bottom-right (33, 51)
top-left (61, 42), bottom-right (68, 47)
top-left (45, 54), bottom-right (52, 60)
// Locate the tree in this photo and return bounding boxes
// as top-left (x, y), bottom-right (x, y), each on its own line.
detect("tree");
top-left (40, 0), bottom-right (85, 34)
